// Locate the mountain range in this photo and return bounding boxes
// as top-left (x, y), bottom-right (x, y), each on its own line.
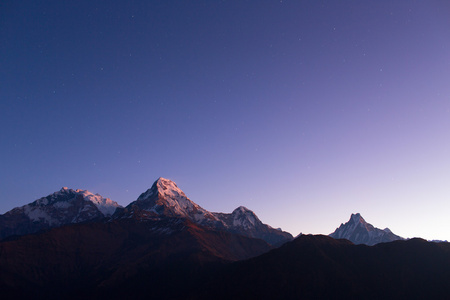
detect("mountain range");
top-left (1, 177), bottom-right (449, 299)
top-left (0, 178), bottom-right (293, 246)
top-left (113, 178), bottom-right (293, 245)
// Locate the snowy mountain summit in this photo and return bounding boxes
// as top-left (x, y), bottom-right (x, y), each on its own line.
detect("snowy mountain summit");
top-left (212, 205), bottom-right (292, 246)
top-left (120, 177), bottom-right (218, 223)
top-left (229, 206), bottom-right (260, 230)
top-left (115, 177), bottom-right (293, 245)
top-left (0, 188), bottom-right (121, 240)
top-left (329, 213), bottom-right (403, 246)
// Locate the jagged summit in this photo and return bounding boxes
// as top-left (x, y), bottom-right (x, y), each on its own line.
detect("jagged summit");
top-left (128, 177), bottom-right (216, 222)
top-left (0, 188), bottom-right (121, 240)
top-left (350, 213), bottom-right (364, 223)
top-left (156, 177), bottom-right (180, 190)
top-left (41, 187), bottom-right (121, 216)
top-left (137, 177), bottom-right (187, 202)
top-left (233, 206), bottom-right (251, 213)
top-left (330, 213), bottom-right (403, 246)
top-left (229, 206), bottom-right (260, 230)
top-left (24, 187), bottom-right (120, 217)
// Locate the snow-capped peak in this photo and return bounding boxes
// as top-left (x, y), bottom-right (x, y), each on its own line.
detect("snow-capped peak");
top-left (74, 189), bottom-right (120, 216)
top-left (132, 178), bottom-right (215, 222)
top-left (64, 188), bottom-right (119, 216)
top-left (329, 213), bottom-right (403, 246)
top-left (230, 206), bottom-right (261, 229)
top-left (137, 177), bottom-right (186, 202)
top-left (350, 213), bottom-right (365, 224)
top-left (31, 188), bottom-right (120, 217)
top-left (0, 188), bottom-right (122, 240)
top-left (232, 206), bottom-right (252, 215)
top-left (155, 177), bottom-right (188, 199)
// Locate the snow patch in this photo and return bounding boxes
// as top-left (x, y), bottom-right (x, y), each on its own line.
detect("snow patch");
top-left (24, 205), bottom-right (57, 225)
top-left (75, 189), bottom-right (119, 216)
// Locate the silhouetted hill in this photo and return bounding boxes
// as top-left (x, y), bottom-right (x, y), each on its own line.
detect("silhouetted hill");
top-left (0, 217), bottom-right (271, 299)
top-left (2, 226), bottom-right (450, 299)
top-left (196, 235), bottom-right (450, 300)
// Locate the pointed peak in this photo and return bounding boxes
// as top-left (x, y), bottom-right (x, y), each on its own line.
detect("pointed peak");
top-left (156, 177), bottom-right (170, 182)
top-left (233, 206), bottom-right (250, 213)
top-left (138, 177), bottom-right (187, 202)
top-left (350, 213), bottom-right (366, 224)
top-left (155, 177), bottom-right (178, 189)
top-left (229, 206), bottom-right (262, 230)
top-left (232, 206), bottom-right (258, 217)
top-left (146, 177), bottom-right (180, 193)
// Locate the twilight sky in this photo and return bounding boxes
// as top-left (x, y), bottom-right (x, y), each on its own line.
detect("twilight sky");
top-left (1, 1), bottom-right (450, 241)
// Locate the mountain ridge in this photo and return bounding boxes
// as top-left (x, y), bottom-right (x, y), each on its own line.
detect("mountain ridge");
top-left (0, 187), bottom-right (121, 240)
top-left (1, 179), bottom-right (437, 245)
top-left (113, 177), bottom-right (293, 245)
top-left (0, 178), bottom-right (293, 245)
top-left (329, 213), bottom-right (403, 245)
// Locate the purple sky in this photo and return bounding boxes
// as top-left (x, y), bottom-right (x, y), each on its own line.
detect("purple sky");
top-left (1, 1), bottom-right (450, 240)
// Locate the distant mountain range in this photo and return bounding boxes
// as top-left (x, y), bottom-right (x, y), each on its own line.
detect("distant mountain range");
top-left (0, 178), bottom-right (292, 246)
top-left (0, 178), bottom-right (438, 246)
top-left (1, 178), bottom-right (450, 299)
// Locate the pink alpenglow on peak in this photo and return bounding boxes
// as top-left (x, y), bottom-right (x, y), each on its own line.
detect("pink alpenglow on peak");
top-left (117, 178), bottom-right (293, 246)
top-left (132, 177), bottom-right (216, 222)
top-left (0, 188), bottom-right (122, 240)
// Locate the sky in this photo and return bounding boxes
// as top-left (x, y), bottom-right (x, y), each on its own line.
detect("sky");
top-left (1, 0), bottom-right (450, 241)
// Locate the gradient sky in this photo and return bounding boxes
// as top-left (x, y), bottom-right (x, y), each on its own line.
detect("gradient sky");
top-left (1, 1), bottom-right (450, 241)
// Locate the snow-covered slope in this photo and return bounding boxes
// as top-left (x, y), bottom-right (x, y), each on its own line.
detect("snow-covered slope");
top-left (213, 206), bottom-right (293, 246)
top-left (214, 206), bottom-right (260, 230)
top-left (0, 188), bottom-right (121, 240)
top-left (329, 213), bottom-right (403, 246)
top-left (114, 177), bottom-right (293, 245)
top-left (118, 177), bottom-right (218, 223)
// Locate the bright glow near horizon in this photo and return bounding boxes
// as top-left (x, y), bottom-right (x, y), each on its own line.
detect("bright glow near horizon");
top-left (1, 1), bottom-right (450, 241)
